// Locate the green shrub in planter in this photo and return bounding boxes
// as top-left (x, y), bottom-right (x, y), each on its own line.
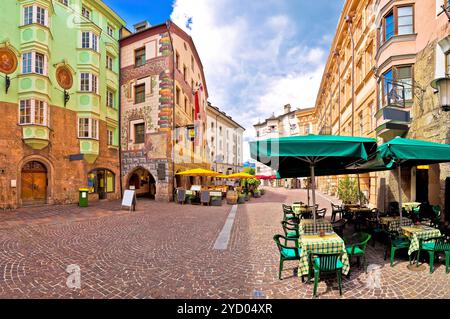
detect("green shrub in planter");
top-left (244, 193), bottom-right (250, 201)
top-left (238, 193), bottom-right (246, 204)
top-left (211, 196), bottom-right (222, 206)
top-left (260, 189), bottom-right (265, 196)
top-left (185, 194), bottom-right (195, 204)
top-left (253, 191), bottom-right (261, 198)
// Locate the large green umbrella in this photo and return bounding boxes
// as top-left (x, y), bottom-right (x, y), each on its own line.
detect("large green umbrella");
top-left (250, 135), bottom-right (378, 232)
top-left (371, 137), bottom-right (450, 222)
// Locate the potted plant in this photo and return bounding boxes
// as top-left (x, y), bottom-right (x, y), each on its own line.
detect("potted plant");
top-left (185, 194), bottom-right (195, 204)
top-left (244, 192), bottom-right (250, 201)
top-left (260, 189), bottom-right (265, 196)
top-left (253, 190), bottom-right (261, 198)
top-left (211, 196), bottom-right (222, 206)
top-left (238, 193), bottom-right (246, 204)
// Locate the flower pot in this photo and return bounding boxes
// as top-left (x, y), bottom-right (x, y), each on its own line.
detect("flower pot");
top-left (238, 196), bottom-right (245, 204)
top-left (211, 197), bottom-right (222, 206)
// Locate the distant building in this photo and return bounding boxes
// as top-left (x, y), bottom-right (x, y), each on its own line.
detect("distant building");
top-left (253, 104), bottom-right (302, 186)
top-left (206, 103), bottom-right (245, 175)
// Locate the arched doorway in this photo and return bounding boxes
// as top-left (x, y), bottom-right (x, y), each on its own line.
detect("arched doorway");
top-left (21, 161), bottom-right (47, 205)
top-left (127, 168), bottom-right (156, 199)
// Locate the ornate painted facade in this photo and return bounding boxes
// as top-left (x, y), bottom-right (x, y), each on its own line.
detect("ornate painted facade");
top-left (0, 0), bottom-right (125, 208)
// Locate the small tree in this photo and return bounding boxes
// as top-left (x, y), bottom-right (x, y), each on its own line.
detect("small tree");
top-left (337, 176), bottom-right (366, 204)
top-left (243, 167), bottom-right (256, 176)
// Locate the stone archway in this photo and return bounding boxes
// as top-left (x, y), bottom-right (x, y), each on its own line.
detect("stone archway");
top-left (127, 167), bottom-right (156, 200)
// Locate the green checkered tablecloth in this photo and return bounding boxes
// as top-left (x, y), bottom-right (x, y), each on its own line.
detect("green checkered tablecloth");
top-left (401, 225), bottom-right (442, 255)
top-left (299, 219), bottom-right (333, 235)
top-left (298, 233), bottom-right (350, 277)
top-left (380, 217), bottom-right (412, 232)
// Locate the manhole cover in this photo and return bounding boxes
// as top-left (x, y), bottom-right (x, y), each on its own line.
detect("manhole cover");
top-left (407, 264), bottom-right (427, 272)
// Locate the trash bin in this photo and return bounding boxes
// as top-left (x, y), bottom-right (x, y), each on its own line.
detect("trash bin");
top-left (79, 188), bottom-right (89, 207)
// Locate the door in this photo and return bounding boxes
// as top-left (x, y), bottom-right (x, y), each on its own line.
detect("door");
top-left (21, 161), bottom-right (47, 204)
top-left (416, 168), bottom-right (429, 203)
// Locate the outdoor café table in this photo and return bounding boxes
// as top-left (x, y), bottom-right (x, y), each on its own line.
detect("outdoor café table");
top-left (348, 207), bottom-right (372, 215)
top-left (299, 219), bottom-right (333, 235)
top-left (298, 232), bottom-right (350, 277)
top-left (400, 224), bottom-right (442, 255)
top-left (402, 202), bottom-right (421, 212)
top-left (379, 217), bottom-right (412, 232)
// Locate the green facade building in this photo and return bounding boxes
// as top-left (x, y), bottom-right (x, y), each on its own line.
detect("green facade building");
top-left (0, 0), bottom-right (125, 208)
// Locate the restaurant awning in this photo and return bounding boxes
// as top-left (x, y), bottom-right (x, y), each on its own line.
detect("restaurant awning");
top-left (176, 168), bottom-right (221, 177)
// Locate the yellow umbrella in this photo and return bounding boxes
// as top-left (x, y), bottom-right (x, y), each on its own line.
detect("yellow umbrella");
top-left (222, 172), bottom-right (257, 179)
top-left (176, 168), bottom-right (221, 177)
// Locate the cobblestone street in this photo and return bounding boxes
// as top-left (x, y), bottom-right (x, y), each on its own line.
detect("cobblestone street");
top-left (0, 188), bottom-right (449, 299)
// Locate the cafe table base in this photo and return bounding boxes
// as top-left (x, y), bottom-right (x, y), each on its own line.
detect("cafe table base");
top-left (406, 263), bottom-right (427, 272)
top-left (298, 233), bottom-right (350, 277)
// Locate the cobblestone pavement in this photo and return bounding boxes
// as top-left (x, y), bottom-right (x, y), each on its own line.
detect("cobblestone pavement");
top-left (0, 188), bottom-right (449, 299)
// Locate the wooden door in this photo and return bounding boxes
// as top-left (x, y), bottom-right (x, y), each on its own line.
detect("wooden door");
top-left (21, 172), bottom-right (34, 202)
top-left (21, 161), bottom-right (47, 204)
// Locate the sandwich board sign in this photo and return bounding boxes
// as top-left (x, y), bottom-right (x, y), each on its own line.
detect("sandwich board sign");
top-left (122, 190), bottom-right (137, 212)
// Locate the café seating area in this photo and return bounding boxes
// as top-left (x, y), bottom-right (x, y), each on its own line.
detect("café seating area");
top-left (274, 201), bottom-right (450, 297)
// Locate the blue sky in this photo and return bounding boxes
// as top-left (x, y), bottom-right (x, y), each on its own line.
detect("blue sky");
top-left (104, 0), bottom-right (345, 160)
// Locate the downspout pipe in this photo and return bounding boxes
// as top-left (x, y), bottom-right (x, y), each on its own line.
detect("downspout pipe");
top-left (118, 27), bottom-right (124, 198)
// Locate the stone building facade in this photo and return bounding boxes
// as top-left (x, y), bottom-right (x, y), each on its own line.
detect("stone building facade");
top-left (119, 21), bottom-right (210, 201)
top-left (0, 0), bottom-right (125, 209)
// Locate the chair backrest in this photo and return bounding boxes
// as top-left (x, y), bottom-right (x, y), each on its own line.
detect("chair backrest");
top-left (348, 232), bottom-right (372, 254)
top-left (331, 203), bottom-right (342, 212)
top-left (281, 221), bottom-right (299, 236)
top-left (432, 205), bottom-right (441, 217)
top-left (273, 234), bottom-right (300, 257)
top-left (422, 236), bottom-right (449, 251)
top-left (311, 252), bottom-right (342, 272)
top-left (282, 204), bottom-right (293, 213)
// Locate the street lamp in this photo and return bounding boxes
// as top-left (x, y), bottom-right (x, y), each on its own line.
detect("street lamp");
top-left (431, 77), bottom-right (450, 112)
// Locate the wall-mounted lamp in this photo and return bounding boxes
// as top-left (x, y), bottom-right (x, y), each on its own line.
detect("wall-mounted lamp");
top-left (64, 90), bottom-right (70, 106)
top-left (431, 77), bottom-right (450, 112)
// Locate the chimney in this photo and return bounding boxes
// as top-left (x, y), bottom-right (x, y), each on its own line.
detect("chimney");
top-left (284, 104), bottom-right (291, 114)
top-left (134, 21), bottom-right (151, 33)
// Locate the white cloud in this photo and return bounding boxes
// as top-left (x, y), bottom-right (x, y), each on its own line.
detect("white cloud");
top-left (171, 0), bottom-right (326, 162)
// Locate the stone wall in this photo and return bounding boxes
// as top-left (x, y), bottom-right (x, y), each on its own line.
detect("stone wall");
top-left (0, 101), bottom-right (120, 209)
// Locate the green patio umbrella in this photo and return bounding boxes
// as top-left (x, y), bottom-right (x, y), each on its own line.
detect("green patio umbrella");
top-left (250, 135), bottom-right (378, 232)
top-left (372, 137), bottom-right (450, 222)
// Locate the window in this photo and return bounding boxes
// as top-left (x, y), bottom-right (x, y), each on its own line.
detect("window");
top-left (78, 118), bottom-right (98, 139)
top-left (135, 48), bottom-right (146, 67)
top-left (81, 32), bottom-right (98, 51)
top-left (106, 55), bottom-right (113, 70)
top-left (23, 6), bottom-right (48, 26)
top-left (184, 97), bottom-right (188, 114)
top-left (19, 99), bottom-right (48, 126)
top-left (381, 5), bottom-right (414, 44)
top-left (175, 51), bottom-right (180, 70)
top-left (107, 129), bottom-right (114, 146)
top-left (176, 87), bottom-right (181, 105)
top-left (191, 56), bottom-right (194, 72)
top-left (183, 65), bottom-right (187, 82)
top-left (22, 52), bottom-right (32, 74)
top-left (22, 52), bottom-right (47, 75)
top-left (87, 169), bottom-right (115, 194)
top-left (24, 6), bottom-right (33, 25)
top-left (381, 65), bottom-right (413, 106)
top-left (398, 6), bottom-right (413, 35)
top-left (134, 84), bottom-right (145, 104)
top-left (36, 6), bottom-right (45, 25)
top-left (396, 66), bottom-right (413, 101)
top-left (107, 90), bottom-right (114, 108)
top-left (35, 53), bottom-right (44, 75)
top-left (446, 52), bottom-right (450, 76)
top-left (19, 100), bottom-right (31, 124)
top-left (107, 25), bottom-right (114, 37)
top-left (80, 73), bottom-right (98, 93)
top-left (134, 123), bottom-right (145, 144)
top-left (59, 0), bottom-right (68, 6)
top-left (305, 124), bottom-right (311, 135)
top-left (82, 6), bottom-right (91, 20)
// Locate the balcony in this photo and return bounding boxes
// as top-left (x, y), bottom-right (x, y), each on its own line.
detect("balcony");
top-left (79, 139), bottom-right (99, 164)
top-left (375, 81), bottom-right (411, 141)
top-left (76, 93), bottom-right (100, 115)
top-left (21, 125), bottom-right (50, 150)
top-left (17, 74), bottom-right (51, 98)
top-left (20, 24), bottom-right (51, 51)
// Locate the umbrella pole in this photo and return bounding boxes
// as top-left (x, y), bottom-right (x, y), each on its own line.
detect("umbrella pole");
top-left (310, 165), bottom-right (317, 234)
top-left (307, 181), bottom-right (310, 206)
top-left (397, 165), bottom-right (403, 223)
